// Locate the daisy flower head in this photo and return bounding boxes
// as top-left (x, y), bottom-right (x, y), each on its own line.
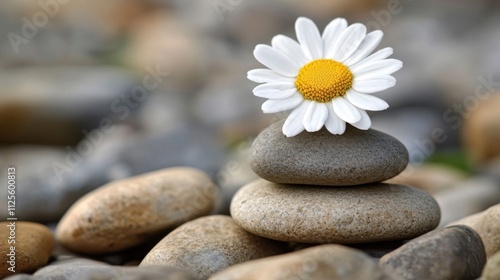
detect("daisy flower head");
top-left (248, 17), bottom-right (402, 137)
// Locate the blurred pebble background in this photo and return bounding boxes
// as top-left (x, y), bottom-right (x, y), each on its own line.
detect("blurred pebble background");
top-left (0, 0), bottom-right (499, 223)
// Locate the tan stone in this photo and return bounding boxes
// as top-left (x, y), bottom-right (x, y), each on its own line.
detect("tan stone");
top-left (449, 203), bottom-right (500, 258)
top-left (56, 167), bottom-right (218, 254)
top-left (463, 93), bottom-right (500, 163)
top-left (385, 164), bottom-right (467, 193)
top-left (231, 179), bottom-right (440, 243)
top-left (482, 251), bottom-right (500, 280)
top-left (0, 222), bottom-right (54, 278)
top-left (210, 244), bottom-right (393, 280)
top-left (124, 10), bottom-right (204, 87)
top-left (140, 215), bottom-right (285, 280)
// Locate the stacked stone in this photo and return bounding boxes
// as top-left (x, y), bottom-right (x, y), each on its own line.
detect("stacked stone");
top-left (231, 120), bottom-right (441, 244)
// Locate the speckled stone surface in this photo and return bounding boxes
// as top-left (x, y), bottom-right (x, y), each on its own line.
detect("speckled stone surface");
top-left (56, 167), bottom-right (218, 254)
top-left (210, 244), bottom-right (394, 280)
top-left (380, 225), bottom-right (486, 280)
top-left (449, 203), bottom-right (500, 258)
top-left (3, 256), bottom-right (196, 280)
top-left (0, 222), bottom-right (54, 278)
top-left (230, 180), bottom-right (440, 243)
top-left (482, 251), bottom-right (500, 280)
top-left (140, 215), bottom-right (286, 280)
top-left (249, 120), bottom-right (409, 186)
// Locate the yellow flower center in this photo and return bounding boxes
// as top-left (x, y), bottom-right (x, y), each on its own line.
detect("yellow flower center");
top-left (295, 59), bottom-right (353, 103)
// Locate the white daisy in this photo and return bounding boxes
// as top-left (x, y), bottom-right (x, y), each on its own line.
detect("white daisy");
top-left (248, 17), bottom-right (402, 137)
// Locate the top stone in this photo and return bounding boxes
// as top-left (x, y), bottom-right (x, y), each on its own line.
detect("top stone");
top-left (249, 120), bottom-right (408, 186)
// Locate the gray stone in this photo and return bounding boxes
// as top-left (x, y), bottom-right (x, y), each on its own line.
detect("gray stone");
top-left (210, 244), bottom-right (395, 280)
top-left (0, 130), bottom-right (131, 223)
top-left (434, 176), bottom-right (500, 227)
top-left (0, 120), bottom-right (225, 223)
top-left (372, 108), bottom-right (452, 160)
top-left (231, 179), bottom-right (440, 243)
top-left (346, 241), bottom-right (407, 259)
top-left (192, 72), bottom-right (262, 127)
top-left (118, 121), bottom-right (225, 177)
top-left (449, 203), bottom-right (500, 258)
top-left (380, 225), bottom-right (486, 280)
top-left (249, 120), bottom-right (408, 186)
top-left (34, 257), bottom-right (110, 279)
top-left (482, 251), bottom-right (500, 280)
top-left (30, 256), bottom-right (194, 280)
top-left (140, 215), bottom-right (286, 280)
top-left (4, 275), bottom-right (33, 280)
top-left (56, 167), bottom-right (218, 254)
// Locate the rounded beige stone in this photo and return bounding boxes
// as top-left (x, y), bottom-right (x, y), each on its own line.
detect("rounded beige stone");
top-left (482, 251), bottom-right (500, 280)
top-left (463, 93), bottom-right (500, 163)
top-left (56, 167), bottom-right (218, 254)
top-left (140, 215), bottom-right (286, 280)
top-left (449, 203), bottom-right (500, 258)
top-left (209, 244), bottom-right (393, 280)
top-left (231, 179), bottom-right (440, 243)
top-left (0, 222), bottom-right (54, 278)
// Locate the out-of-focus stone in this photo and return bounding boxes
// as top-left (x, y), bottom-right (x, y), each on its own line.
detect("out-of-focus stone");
top-left (386, 164), bottom-right (467, 193)
top-left (0, 66), bottom-right (137, 145)
top-left (463, 93), bottom-right (500, 163)
top-left (0, 222), bottom-right (54, 278)
top-left (434, 176), bottom-right (500, 227)
top-left (124, 10), bottom-right (205, 89)
top-left (29, 256), bottom-right (195, 280)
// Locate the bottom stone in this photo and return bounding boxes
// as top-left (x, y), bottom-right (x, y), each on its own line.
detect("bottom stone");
top-left (230, 179), bottom-right (440, 243)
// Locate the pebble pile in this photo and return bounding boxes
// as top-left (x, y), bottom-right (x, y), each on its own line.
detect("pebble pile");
top-left (232, 120), bottom-right (441, 244)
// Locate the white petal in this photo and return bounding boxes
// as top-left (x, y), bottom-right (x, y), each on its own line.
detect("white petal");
top-left (253, 83), bottom-right (296, 99)
top-left (331, 97), bottom-right (361, 123)
top-left (247, 69), bottom-right (295, 84)
top-left (254, 88), bottom-right (297, 100)
top-left (261, 93), bottom-right (303, 113)
top-left (350, 109), bottom-right (371, 130)
top-left (351, 59), bottom-right (403, 77)
top-left (325, 103), bottom-right (346, 134)
top-left (303, 102), bottom-right (328, 132)
top-left (352, 47), bottom-right (393, 67)
top-left (253, 83), bottom-right (295, 93)
top-left (254, 45), bottom-right (300, 77)
top-left (330, 23), bottom-right (366, 62)
top-left (353, 75), bottom-right (396, 93)
top-left (295, 17), bottom-right (323, 59)
top-left (271, 35), bottom-right (309, 66)
top-left (323, 18), bottom-right (348, 58)
top-left (283, 100), bottom-right (310, 137)
top-left (345, 90), bottom-right (389, 111)
top-left (343, 30), bottom-right (383, 66)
